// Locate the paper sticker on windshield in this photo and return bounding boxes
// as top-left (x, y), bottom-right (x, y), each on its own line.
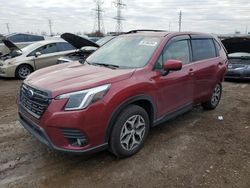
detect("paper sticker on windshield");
top-left (139, 40), bottom-right (158, 47)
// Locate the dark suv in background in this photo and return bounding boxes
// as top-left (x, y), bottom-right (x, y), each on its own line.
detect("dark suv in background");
top-left (18, 31), bottom-right (228, 158)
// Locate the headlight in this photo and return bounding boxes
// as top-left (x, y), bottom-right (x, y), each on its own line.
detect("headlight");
top-left (7, 60), bottom-right (16, 65)
top-left (56, 84), bottom-right (111, 111)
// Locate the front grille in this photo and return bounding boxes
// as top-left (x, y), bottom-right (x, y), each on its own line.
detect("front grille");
top-left (226, 72), bottom-right (241, 77)
top-left (20, 84), bottom-right (51, 119)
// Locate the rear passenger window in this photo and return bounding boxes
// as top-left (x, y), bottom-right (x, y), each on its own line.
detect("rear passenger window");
top-left (191, 39), bottom-right (216, 61)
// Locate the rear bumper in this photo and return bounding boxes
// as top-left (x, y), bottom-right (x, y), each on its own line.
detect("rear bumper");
top-left (19, 112), bottom-right (108, 154)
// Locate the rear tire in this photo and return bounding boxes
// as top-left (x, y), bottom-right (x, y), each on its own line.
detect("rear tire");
top-left (202, 83), bottom-right (222, 110)
top-left (15, 65), bottom-right (33, 79)
top-left (109, 105), bottom-right (150, 158)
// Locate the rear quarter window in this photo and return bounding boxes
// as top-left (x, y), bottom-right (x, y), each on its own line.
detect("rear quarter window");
top-left (191, 39), bottom-right (217, 61)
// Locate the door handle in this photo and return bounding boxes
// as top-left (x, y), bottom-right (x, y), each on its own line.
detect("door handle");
top-left (218, 62), bottom-right (223, 66)
top-left (189, 68), bottom-right (194, 72)
top-left (189, 68), bottom-right (194, 75)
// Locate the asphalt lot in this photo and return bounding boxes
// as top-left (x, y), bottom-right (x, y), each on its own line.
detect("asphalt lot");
top-left (0, 78), bottom-right (249, 188)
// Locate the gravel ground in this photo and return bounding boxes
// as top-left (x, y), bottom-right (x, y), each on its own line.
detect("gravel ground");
top-left (0, 78), bottom-right (249, 188)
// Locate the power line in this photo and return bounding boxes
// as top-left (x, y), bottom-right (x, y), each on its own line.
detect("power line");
top-left (92, 0), bottom-right (105, 34)
top-left (113, 0), bottom-right (126, 34)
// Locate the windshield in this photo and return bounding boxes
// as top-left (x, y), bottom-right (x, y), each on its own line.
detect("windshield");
top-left (86, 36), bottom-right (161, 68)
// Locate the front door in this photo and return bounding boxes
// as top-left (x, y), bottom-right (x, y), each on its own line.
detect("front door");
top-left (33, 43), bottom-right (59, 70)
top-left (152, 35), bottom-right (194, 118)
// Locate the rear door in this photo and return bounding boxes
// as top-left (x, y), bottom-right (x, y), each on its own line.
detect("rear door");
top-left (152, 35), bottom-right (194, 117)
top-left (190, 36), bottom-right (220, 102)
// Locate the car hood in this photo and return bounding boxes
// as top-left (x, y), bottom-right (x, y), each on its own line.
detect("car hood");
top-left (61, 33), bottom-right (99, 49)
top-left (221, 37), bottom-right (250, 54)
top-left (25, 62), bottom-right (135, 98)
top-left (2, 39), bottom-right (21, 51)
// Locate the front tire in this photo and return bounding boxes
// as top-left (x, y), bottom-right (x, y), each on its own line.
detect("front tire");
top-left (202, 83), bottom-right (222, 110)
top-left (109, 105), bottom-right (150, 158)
top-left (15, 65), bottom-right (33, 79)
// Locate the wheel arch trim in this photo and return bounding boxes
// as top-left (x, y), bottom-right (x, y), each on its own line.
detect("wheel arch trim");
top-left (104, 94), bottom-right (157, 142)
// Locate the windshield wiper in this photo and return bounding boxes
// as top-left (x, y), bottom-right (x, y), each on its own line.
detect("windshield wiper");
top-left (90, 62), bottom-right (119, 69)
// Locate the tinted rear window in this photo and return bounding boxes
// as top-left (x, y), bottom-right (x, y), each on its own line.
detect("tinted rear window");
top-left (191, 39), bottom-right (216, 61)
top-left (8, 34), bottom-right (44, 42)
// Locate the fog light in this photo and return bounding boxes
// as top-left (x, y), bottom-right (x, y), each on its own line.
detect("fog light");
top-left (0, 68), bottom-right (6, 74)
top-left (77, 138), bottom-right (86, 146)
top-left (61, 128), bottom-right (88, 147)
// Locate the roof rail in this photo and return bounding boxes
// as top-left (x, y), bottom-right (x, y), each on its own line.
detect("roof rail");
top-left (126, 29), bottom-right (167, 34)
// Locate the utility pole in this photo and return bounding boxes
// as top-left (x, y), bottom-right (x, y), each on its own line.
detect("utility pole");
top-left (93, 0), bottom-right (105, 35)
top-left (5, 23), bottom-right (10, 34)
top-left (178, 10), bottom-right (182, 32)
top-left (113, 0), bottom-right (126, 34)
top-left (48, 19), bottom-right (52, 36)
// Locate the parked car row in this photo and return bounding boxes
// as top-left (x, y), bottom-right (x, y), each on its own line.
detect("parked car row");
top-left (0, 33), bottom-right (115, 79)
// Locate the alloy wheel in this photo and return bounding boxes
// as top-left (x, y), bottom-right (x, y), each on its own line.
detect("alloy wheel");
top-left (18, 66), bottom-right (31, 79)
top-left (120, 115), bottom-right (146, 151)
top-left (211, 84), bottom-right (221, 106)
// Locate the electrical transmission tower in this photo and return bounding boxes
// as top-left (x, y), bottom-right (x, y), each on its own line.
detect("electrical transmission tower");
top-left (93, 0), bottom-right (105, 35)
top-left (178, 10), bottom-right (182, 32)
top-left (113, 0), bottom-right (126, 34)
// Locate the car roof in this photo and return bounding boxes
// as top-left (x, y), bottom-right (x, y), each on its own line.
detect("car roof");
top-left (4, 32), bottom-right (44, 37)
top-left (35, 39), bottom-right (66, 45)
top-left (121, 31), bottom-right (214, 38)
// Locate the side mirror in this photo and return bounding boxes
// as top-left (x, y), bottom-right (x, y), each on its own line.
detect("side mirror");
top-left (35, 52), bottom-right (42, 57)
top-left (164, 59), bottom-right (182, 71)
top-left (161, 59), bottom-right (182, 76)
top-left (80, 46), bottom-right (98, 53)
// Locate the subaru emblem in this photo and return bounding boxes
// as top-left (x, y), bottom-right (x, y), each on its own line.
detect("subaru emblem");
top-left (27, 89), bottom-right (34, 99)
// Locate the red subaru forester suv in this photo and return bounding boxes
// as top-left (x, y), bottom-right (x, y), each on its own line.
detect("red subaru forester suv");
top-left (18, 31), bottom-right (228, 158)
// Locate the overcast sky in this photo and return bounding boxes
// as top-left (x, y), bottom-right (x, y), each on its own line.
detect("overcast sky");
top-left (0, 0), bottom-right (250, 35)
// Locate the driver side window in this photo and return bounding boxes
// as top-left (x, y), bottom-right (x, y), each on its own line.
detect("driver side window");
top-left (155, 39), bottom-right (190, 69)
top-left (29, 43), bottom-right (58, 56)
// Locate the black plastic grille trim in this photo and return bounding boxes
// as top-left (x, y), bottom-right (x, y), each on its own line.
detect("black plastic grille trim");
top-left (20, 84), bottom-right (50, 119)
top-left (61, 128), bottom-right (87, 139)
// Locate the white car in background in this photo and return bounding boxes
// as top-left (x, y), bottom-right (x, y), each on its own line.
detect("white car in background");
top-left (0, 39), bottom-right (75, 79)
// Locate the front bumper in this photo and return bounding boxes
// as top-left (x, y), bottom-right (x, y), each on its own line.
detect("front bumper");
top-left (225, 69), bottom-right (250, 80)
top-left (18, 86), bottom-right (110, 154)
top-left (19, 111), bottom-right (108, 154)
top-left (0, 65), bottom-right (15, 77)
